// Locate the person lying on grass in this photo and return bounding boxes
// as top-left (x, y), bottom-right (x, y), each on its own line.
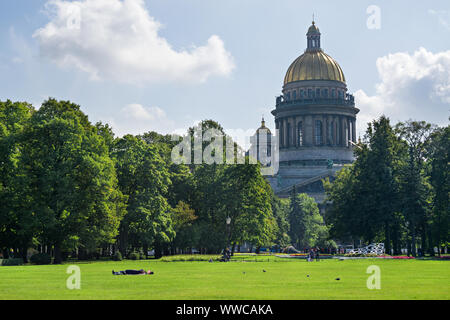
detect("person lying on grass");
top-left (112, 269), bottom-right (154, 275)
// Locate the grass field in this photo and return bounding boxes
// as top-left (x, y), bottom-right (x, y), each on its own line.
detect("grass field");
top-left (1, 256), bottom-right (449, 300)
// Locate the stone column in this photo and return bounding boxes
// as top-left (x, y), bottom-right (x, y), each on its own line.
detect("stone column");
top-left (293, 116), bottom-right (297, 148)
top-left (348, 118), bottom-right (351, 146)
top-left (278, 119), bottom-right (283, 148)
top-left (326, 115), bottom-right (331, 146)
top-left (332, 116), bottom-right (337, 146)
top-left (305, 115), bottom-right (313, 146)
top-left (332, 116), bottom-right (335, 146)
top-left (346, 117), bottom-right (349, 145)
top-left (352, 118), bottom-right (356, 143)
top-left (285, 118), bottom-right (289, 148)
top-left (341, 116), bottom-right (346, 147)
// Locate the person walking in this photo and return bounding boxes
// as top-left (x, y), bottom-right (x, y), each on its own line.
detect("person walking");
top-left (308, 248), bottom-right (314, 262)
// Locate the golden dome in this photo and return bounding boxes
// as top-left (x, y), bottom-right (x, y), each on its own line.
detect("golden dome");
top-left (284, 50), bottom-right (346, 85)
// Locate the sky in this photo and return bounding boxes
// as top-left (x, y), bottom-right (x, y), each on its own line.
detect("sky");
top-left (0, 0), bottom-right (449, 142)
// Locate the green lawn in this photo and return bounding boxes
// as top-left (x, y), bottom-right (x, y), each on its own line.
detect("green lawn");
top-left (0, 257), bottom-right (448, 300)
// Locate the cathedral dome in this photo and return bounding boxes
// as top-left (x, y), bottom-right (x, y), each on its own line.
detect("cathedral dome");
top-left (284, 50), bottom-right (346, 85)
top-left (284, 22), bottom-right (346, 85)
top-left (256, 117), bottom-right (271, 134)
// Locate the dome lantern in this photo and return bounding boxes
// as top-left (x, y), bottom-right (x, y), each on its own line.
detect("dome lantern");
top-left (306, 21), bottom-right (321, 51)
top-left (283, 21), bottom-right (346, 85)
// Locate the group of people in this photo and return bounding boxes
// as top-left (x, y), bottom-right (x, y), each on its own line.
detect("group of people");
top-left (307, 248), bottom-right (320, 262)
top-left (220, 247), bottom-right (231, 262)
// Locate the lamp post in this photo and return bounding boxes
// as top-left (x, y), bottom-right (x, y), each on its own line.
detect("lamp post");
top-left (226, 216), bottom-right (231, 252)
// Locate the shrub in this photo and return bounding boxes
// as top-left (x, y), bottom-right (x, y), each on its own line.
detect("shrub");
top-left (0, 258), bottom-right (24, 266)
top-left (128, 252), bottom-right (140, 260)
top-left (159, 255), bottom-right (221, 262)
top-left (30, 253), bottom-right (51, 265)
top-left (140, 252), bottom-right (147, 260)
top-left (112, 251), bottom-right (122, 261)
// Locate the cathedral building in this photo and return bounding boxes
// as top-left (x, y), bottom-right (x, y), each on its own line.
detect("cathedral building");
top-left (259, 21), bottom-right (359, 203)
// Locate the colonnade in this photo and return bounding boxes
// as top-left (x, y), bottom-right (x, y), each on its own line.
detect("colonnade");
top-left (276, 114), bottom-right (356, 148)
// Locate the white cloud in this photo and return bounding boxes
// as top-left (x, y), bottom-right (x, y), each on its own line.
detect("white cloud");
top-left (123, 103), bottom-right (164, 121)
top-left (33, 0), bottom-right (235, 84)
top-left (110, 103), bottom-right (175, 137)
top-left (355, 47), bottom-right (450, 136)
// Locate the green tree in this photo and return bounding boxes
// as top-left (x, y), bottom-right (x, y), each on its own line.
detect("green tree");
top-left (324, 167), bottom-right (364, 243)
top-left (271, 196), bottom-right (291, 249)
top-left (396, 120), bottom-right (435, 255)
top-left (0, 100), bottom-right (35, 261)
top-left (358, 116), bottom-right (401, 254)
top-left (113, 135), bottom-right (174, 258)
top-left (220, 161), bottom-right (277, 254)
top-left (21, 98), bottom-right (124, 263)
top-left (288, 193), bottom-right (329, 250)
top-left (170, 201), bottom-right (198, 253)
top-left (188, 120), bottom-right (229, 253)
top-left (427, 125), bottom-right (450, 255)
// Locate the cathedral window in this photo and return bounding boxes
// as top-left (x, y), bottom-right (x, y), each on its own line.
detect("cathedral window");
top-left (298, 122), bottom-right (303, 146)
top-left (293, 90), bottom-right (297, 100)
top-left (327, 121), bottom-right (333, 145)
top-left (315, 120), bottom-right (323, 145)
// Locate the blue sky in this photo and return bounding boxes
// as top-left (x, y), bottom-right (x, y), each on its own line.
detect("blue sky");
top-left (0, 0), bottom-right (449, 139)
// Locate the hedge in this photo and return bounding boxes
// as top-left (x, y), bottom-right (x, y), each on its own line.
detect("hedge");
top-left (30, 253), bottom-right (52, 265)
top-left (0, 258), bottom-right (24, 266)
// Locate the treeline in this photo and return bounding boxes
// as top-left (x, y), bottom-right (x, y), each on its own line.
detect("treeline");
top-left (324, 116), bottom-right (449, 256)
top-left (0, 99), bottom-right (331, 263)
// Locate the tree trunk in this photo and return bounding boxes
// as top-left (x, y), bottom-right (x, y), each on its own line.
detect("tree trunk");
top-left (119, 225), bottom-right (128, 257)
top-left (20, 246), bottom-right (28, 263)
top-left (143, 244), bottom-right (148, 259)
top-left (421, 226), bottom-right (427, 256)
top-left (427, 230), bottom-right (434, 256)
top-left (54, 243), bottom-right (62, 264)
top-left (154, 242), bottom-right (163, 259)
top-left (411, 232), bottom-right (417, 257)
top-left (384, 223), bottom-right (391, 255)
top-left (231, 242), bottom-right (236, 256)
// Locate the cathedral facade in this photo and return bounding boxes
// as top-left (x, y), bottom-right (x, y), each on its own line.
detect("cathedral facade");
top-left (262, 21), bottom-right (359, 203)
